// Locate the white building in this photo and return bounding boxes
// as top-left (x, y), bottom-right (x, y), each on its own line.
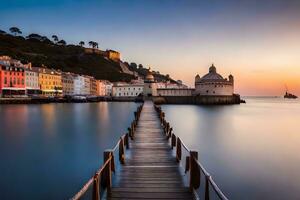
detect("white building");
top-left (74, 75), bottom-right (91, 96)
top-left (157, 88), bottom-right (194, 96)
top-left (25, 69), bottom-right (40, 95)
top-left (143, 69), bottom-right (157, 97)
top-left (62, 72), bottom-right (75, 96)
top-left (194, 64), bottom-right (234, 96)
top-left (105, 81), bottom-right (113, 96)
top-left (112, 83), bottom-right (143, 97)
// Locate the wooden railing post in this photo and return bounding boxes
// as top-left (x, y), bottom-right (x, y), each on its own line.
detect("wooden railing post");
top-left (176, 137), bottom-right (182, 163)
top-left (102, 150), bottom-right (112, 192)
top-left (189, 151), bottom-right (200, 191)
top-left (124, 133), bottom-right (130, 149)
top-left (128, 127), bottom-right (133, 140)
top-left (92, 173), bottom-right (100, 200)
top-left (171, 134), bottom-right (176, 149)
top-left (205, 175), bottom-right (210, 200)
top-left (119, 137), bottom-right (125, 164)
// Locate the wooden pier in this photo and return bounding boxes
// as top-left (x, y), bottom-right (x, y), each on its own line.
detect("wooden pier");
top-left (72, 100), bottom-right (228, 200)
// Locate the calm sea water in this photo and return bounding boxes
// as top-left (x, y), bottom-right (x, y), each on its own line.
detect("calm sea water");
top-left (1, 99), bottom-right (299, 200)
top-left (162, 97), bottom-right (300, 200)
top-left (0, 102), bottom-right (139, 200)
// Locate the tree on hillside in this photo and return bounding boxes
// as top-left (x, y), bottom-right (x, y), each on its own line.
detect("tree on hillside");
top-left (9, 27), bottom-right (22, 36)
top-left (41, 36), bottom-right (52, 43)
top-left (0, 30), bottom-right (6, 35)
top-left (57, 40), bottom-right (66, 45)
top-left (52, 35), bottom-right (59, 43)
top-left (129, 62), bottom-right (137, 70)
top-left (94, 42), bottom-right (99, 49)
top-left (26, 33), bottom-right (42, 40)
top-left (88, 41), bottom-right (94, 48)
top-left (79, 41), bottom-right (85, 47)
top-left (166, 74), bottom-right (170, 79)
top-left (138, 64), bottom-right (143, 69)
top-left (88, 41), bottom-right (98, 49)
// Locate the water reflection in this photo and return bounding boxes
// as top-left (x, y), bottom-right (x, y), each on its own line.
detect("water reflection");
top-left (0, 102), bottom-right (139, 200)
top-left (162, 98), bottom-right (300, 200)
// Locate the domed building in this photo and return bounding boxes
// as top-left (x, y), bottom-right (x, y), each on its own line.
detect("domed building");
top-left (143, 68), bottom-right (157, 97)
top-left (194, 64), bottom-right (234, 96)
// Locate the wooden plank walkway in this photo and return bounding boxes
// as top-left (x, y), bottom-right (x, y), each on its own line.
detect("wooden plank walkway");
top-left (107, 101), bottom-right (194, 200)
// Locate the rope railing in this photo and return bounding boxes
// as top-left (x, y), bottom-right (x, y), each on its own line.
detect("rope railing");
top-left (71, 103), bottom-right (144, 200)
top-left (154, 104), bottom-right (229, 200)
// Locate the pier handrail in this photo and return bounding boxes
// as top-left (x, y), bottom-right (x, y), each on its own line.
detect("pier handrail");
top-left (154, 104), bottom-right (229, 200)
top-left (71, 103), bottom-right (144, 200)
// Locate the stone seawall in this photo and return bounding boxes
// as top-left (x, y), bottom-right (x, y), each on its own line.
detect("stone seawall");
top-left (153, 95), bottom-right (241, 105)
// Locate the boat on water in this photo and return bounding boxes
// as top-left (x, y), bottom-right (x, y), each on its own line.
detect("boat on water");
top-left (284, 91), bottom-right (298, 99)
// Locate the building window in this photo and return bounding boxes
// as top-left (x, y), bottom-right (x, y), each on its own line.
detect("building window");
top-left (4, 77), bottom-right (7, 84)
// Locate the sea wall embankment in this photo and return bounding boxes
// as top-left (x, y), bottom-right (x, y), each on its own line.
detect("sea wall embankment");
top-left (153, 94), bottom-right (242, 105)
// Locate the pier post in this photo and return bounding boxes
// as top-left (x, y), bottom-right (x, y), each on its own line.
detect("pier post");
top-left (119, 137), bottom-right (125, 164)
top-left (189, 150), bottom-right (199, 191)
top-left (176, 137), bottom-right (182, 162)
top-left (92, 173), bottom-right (100, 200)
top-left (124, 133), bottom-right (130, 149)
top-left (102, 150), bottom-right (112, 192)
top-left (171, 134), bottom-right (176, 149)
top-left (205, 175), bottom-right (210, 200)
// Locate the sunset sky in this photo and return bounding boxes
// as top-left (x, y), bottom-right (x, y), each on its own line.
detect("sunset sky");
top-left (1, 0), bottom-right (300, 96)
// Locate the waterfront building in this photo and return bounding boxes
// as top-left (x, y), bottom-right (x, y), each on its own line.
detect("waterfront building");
top-left (73, 75), bottom-right (91, 96)
top-left (0, 63), bottom-right (26, 97)
top-left (143, 69), bottom-right (157, 97)
top-left (105, 81), bottom-right (113, 96)
top-left (73, 75), bottom-right (84, 95)
top-left (33, 67), bottom-right (62, 96)
top-left (157, 88), bottom-right (194, 96)
top-left (96, 80), bottom-right (107, 96)
top-left (83, 76), bottom-right (91, 95)
top-left (194, 64), bottom-right (234, 96)
top-left (112, 83), bottom-right (143, 97)
top-left (90, 77), bottom-right (98, 96)
top-left (62, 72), bottom-right (75, 96)
top-left (25, 69), bottom-right (40, 96)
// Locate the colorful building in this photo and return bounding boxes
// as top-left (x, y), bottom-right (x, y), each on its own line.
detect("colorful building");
top-left (74, 75), bottom-right (91, 96)
top-left (62, 72), bottom-right (75, 96)
top-left (96, 80), bottom-right (107, 96)
top-left (90, 77), bottom-right (97, 96)
top-left (0, 64), bottom-right (26, 97)
top-left (33, 67), bottom-right (62, 96)
top-left (25, 69), bottom-right (40, 96)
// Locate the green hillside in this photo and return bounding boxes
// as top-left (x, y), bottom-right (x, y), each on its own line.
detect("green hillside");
top-left (0, 33), bottom-right (134, 82)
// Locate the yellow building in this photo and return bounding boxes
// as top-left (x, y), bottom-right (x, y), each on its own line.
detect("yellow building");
top-left (106, 50), bottom-right (120, 61)
top-left (33, 67), bottom-right (62, 96)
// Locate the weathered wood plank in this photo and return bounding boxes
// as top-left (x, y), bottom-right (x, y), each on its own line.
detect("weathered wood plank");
top-left (108, 101), bottom-right (193, 200)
